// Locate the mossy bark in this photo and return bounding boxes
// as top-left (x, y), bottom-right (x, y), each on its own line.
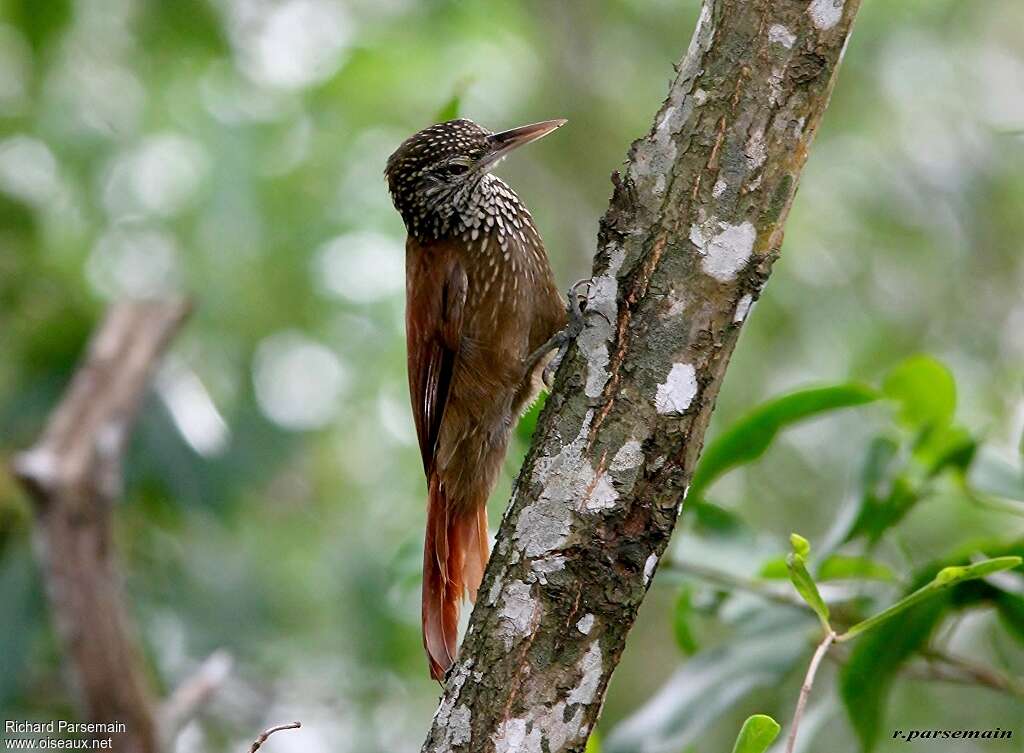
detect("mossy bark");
top-left (422, 1), bottom-right (861, 751)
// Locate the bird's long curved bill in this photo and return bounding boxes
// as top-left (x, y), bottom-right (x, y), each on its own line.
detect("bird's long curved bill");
top-left (480, 118), bottom-right (567, 170)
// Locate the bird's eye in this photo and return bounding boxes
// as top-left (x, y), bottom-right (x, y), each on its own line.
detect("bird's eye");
top-left (440, 162), bottom-right (469, 177)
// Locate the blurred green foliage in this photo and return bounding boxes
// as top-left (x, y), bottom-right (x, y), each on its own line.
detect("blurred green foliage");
top-left (616, 357), bottom-right (1024, 753)
top-left (688, 384), bottom-right (879, 503)
top-left (0, 0), bottom-right (1023, 752)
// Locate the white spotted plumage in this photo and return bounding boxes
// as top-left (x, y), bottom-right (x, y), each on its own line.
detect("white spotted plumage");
top-left (385, 119), bottom-right (551, 311)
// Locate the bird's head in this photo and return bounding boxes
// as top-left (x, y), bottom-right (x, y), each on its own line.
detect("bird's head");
top-left (385, 117), bottom-right (565, 240)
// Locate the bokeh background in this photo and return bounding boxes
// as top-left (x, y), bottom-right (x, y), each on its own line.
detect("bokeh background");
top-left (1, 1), bottom-right (1023, 751)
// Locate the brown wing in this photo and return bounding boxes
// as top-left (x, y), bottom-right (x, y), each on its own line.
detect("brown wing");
top-left (406, 239), bottom-right (467, 474)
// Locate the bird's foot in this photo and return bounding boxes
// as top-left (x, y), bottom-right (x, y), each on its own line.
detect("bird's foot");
top-left (527, 279), bottom-right (610, 390)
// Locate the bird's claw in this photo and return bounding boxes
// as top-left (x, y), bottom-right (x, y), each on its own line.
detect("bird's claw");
top-left (541, 353), bottom-right (563, 391)
top-left (565, 278), bottom-right (611, 328)
top-left (539, 278), bottom-right (609, 389)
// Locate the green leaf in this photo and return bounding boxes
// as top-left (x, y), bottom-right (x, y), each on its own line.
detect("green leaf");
top-left (585, 729), bottom-right (601, 753)
top-left (758, 557), bottom-right (788, 579)
top-left (787, 552), bottom-right (830, 630)
top-left (836, 546), bottom-right (1023, 752)
top-left (690, 499), bottom-right (749, 536)
top-left (673, 586), bottom-right (699, 655)
top-left (860, 435), bottom-right (900, 496)
top-left (882, 355), bottom-right (956, 429)
top-left (790, 533), bottom-right (810, 558)
top-left (689, 384), bottom-right (878, 500)
top-left (604, 608), bottom-right (808, 753)
top-left (913, 424), bottom-right (976, 477)
top-left (817, 555), bottom-right (896, 582)
top-left (843, 435), bottom-right (908, 544)
top-left (839, 594), bottom-right (948, 752)
top-left (845, 475), bottom-right (922, 545)
top-left (731, 715), bottom-right (780, 753)
top-left (785, 535), bottom-right (829, 629)
top-left (935, 556), bottom-right (1021, 584)
top-left (839, 556), bottom-right (1021, 642)
top-left (994, 590), bottom-right (1024, 645)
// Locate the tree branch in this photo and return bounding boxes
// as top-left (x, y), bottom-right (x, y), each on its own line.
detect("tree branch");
top-left (824, 643), bottom-right (1024, 698)
top-left (421, 1), bottom-right (862, 751)
top-left (158, 649), bottom-right (234, 746)
top-left (667, 558), bottom-right (813, 610)
top-left (249, 721), bottom-right (302, 753)
top-left (785, 630), bottom-right (835, 753)
top-left (674, 561), bottom-right (1024, 699)
top-left (915, 649), bottom-right (1024, 697)
top-left (11, 299), bottom-right (191, 753)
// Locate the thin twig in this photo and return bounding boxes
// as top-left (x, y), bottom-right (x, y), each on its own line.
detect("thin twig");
top-left (249, 721), bottom-right (301, 752)
top-left (962, 481), bottom-right (1024, 519)
top-left (826, 643), bottom-right (1024, 698)
top-left (678, 559), bottom-right (1024, 700)
top-left (159, 650), bottom-right (234, 743)
top-left (785, 630), bottom-right (835, 753)
top-left (667, 559), bottom-right (810, 610)
top-left (919, 649), bottom-right (1024, 697)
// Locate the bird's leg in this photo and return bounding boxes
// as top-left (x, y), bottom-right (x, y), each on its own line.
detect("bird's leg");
top-left (524, 279), bottom-right (610, 390)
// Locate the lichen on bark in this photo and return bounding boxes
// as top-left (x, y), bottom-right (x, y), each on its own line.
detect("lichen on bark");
top-left (422, 1), bottom-right (862, 751)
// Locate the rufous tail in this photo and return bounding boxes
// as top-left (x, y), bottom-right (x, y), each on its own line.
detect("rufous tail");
top-left (422, 474), bottom-right (489, 681)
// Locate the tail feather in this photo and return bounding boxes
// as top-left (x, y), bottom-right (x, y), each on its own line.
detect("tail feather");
top-left (460, 503), bottom-right (490, 604)
top-left (422, 476), bottom-right (490, 681)
top-left (423, 475), bottom-right (457, 680)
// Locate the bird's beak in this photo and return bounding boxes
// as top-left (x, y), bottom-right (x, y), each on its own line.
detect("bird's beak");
top-left (479, 118), bottom-right (567, 172)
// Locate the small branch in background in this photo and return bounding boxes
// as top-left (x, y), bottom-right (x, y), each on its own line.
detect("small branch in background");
top-left (962, 484), bottom-right (1024, 518)
top-left (159, 649), bottom-right (234, 745)
top-left (785, 630), bottom-right (835, 753)
top-left (12, 299), bottom-right (192, 505)
top-left (9, 299), bottom-right (197, 753)
top-left (918, 649), bottom-right (1024, 697)
top-left (249, 721), bottom-right (301, 752)
top-left (668, 559), bottom-right (813, 611)
top-left (825, 643), bottom-right (1024, 698)
top-left (668, 559), bottom-right (871, 631)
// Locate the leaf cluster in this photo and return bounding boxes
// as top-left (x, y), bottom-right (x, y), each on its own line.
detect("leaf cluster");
top-left (605, 356), bottom-right (1024, 753)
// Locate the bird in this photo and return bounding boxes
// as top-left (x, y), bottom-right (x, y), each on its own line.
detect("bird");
top-left (386, 117), bottom-right (578, 681)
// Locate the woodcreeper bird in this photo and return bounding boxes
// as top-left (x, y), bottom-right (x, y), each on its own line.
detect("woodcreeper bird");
top-left (386, 118), bottom-right (578, 680)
